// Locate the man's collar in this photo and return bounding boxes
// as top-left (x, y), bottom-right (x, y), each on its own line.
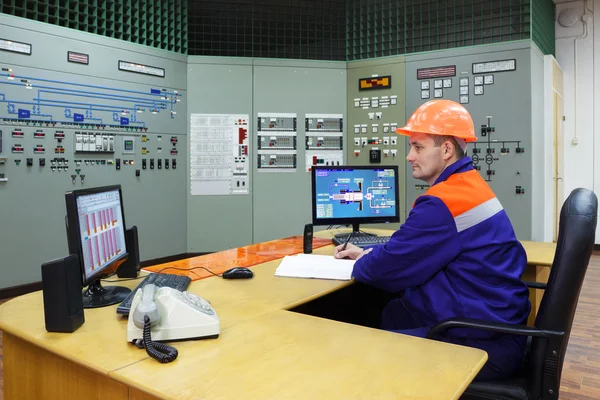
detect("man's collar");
top-left (432, 156), bottom-right (473, 186)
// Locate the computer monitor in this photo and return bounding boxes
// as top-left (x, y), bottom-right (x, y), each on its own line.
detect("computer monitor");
top-left (65, 185), bottom-right (131, 308)
top-left (311, 165), bottom-right (400, 234)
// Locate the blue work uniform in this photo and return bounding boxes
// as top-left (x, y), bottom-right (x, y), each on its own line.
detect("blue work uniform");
top-left (352, 156), bottom-right (531, 380)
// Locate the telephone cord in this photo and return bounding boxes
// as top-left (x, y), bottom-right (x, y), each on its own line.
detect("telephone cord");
top-left (135, 315), bottom-right (179, 363)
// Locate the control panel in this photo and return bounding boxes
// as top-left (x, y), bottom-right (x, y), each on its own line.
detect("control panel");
top-left (346, 63), bottom-right (407, 222)
top-left (257, 113), bottom-right (297, 171)
top-left (305, 113), bottom-right (344, 171)
top-left (257, 153), bottom-right (297, 169)
top-left (404, 45), bottom-right (535, 239)
top-left (347, 69), bottom-right (404, 167)
top-left (0, 122), bottom-right (183, 184)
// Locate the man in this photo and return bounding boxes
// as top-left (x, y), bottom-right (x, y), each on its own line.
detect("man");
top-left (335, 99), bottom-right (530, 380)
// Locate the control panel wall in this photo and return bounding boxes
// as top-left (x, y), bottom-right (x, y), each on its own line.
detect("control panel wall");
top-left (252, 61), bottom-right (346, 243)
top-left (0, 15), bottom-right (187, 289)
top-left (404, 42), bottom-right (538, 240)
top-left (186, 59), bottom-right (254, 253)
top-left (346, 58), bottom-right (407, 224)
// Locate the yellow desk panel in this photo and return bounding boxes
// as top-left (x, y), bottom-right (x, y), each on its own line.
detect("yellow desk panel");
top-left (114, 310), bottom-right (487, 400)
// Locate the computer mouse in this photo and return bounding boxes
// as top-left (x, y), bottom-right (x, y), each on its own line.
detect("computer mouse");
top-left (222, 267), bottom-right (254, 279)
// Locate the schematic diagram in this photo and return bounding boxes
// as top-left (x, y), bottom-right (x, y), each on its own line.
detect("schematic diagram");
top-left (470, 116), bottom-right (525, 182)
top-left (328, 178), bottom-right (393, 214)
top-left (315, 168), bottom-right (397, 219)
top-left (0, 65), bottom-right (183, 131)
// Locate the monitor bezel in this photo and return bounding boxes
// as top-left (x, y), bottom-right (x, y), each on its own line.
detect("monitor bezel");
top-left (65, 184), bottom-right (129, 286)
top-left (311, 165), bottom-right (401, 227)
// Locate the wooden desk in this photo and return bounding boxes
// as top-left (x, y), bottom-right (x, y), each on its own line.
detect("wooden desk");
top-left (0, 235), bottom-right (487, 400)
top-left (520, 241), bottom-right (556, 325)
top-left (116, 311), bottom-right (486, 400)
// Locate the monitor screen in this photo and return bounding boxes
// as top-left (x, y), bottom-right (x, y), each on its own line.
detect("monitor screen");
top-left (311, 165), bottom-right (400, 228)
top-left (65, 185), bottom-right (131, 308)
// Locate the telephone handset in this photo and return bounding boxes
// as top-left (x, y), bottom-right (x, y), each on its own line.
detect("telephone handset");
top-left (127, 284), bottom-right (220, 363)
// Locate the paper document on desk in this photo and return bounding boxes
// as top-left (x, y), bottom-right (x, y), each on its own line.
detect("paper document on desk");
top-left (274, 254), bottom-right (355, 280)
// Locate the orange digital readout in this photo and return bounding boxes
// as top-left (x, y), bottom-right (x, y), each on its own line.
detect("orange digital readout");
top-left (359, 75), bottom-right (392, 91)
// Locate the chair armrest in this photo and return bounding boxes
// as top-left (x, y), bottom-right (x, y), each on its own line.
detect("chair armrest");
top-left (426, 317), bottom-right (563, 340)
top-left (523, 280), bottom-right (547, 290)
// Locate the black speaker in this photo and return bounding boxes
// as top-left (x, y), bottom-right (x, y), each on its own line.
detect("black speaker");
top-left (41, 254), bottom-right (85, 333)
top-left (117, 225), bottom-right (141, 278)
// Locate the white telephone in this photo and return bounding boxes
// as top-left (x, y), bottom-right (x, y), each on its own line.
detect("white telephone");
top-left (127, 284), bottom-right (220, 363)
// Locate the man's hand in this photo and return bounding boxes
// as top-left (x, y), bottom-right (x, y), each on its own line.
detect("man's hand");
top-left (334, 242), bottom-right (364, 260)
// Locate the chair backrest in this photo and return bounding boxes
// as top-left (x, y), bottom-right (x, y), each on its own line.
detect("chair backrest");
top-left (527, 188), bottom-right (597, 398)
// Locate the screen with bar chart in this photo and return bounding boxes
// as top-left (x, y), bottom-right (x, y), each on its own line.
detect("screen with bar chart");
top-left (65, 185), bottom-right (132, 308)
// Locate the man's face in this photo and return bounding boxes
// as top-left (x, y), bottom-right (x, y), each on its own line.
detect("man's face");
top-left (406, 132), bottom-right (447, 185)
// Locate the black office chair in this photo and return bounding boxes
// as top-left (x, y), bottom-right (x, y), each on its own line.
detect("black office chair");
top-left (426, 188), bottom-right (598, 400)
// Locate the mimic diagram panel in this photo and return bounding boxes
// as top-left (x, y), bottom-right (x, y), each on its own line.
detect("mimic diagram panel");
top-left (189, 114), bottom-right (250, 195)
top-left (314, 168), bottom-right (397, 219)
top-left (305, 113), bottom-right (344, 172)
top-left (0, 23), bottom-right (188, 289)
top-left (256, 113), bottom-right (297, 171)
top-left (0, 64), bottom-right (182, 131)
top-left (404, 44), bottom-right (536, 239)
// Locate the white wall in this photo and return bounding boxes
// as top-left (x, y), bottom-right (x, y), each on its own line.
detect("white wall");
top-left (555, 0), bottom-right (598, 241)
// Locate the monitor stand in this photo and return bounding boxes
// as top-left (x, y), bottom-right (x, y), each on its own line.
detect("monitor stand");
top-left (333, 223), bottom-right (376, 239)
top-left (82, 278), bottom-right (131, 308)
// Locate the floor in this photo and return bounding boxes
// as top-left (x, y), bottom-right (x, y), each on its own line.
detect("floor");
top-left (1, 254), bottom-right (600, 399)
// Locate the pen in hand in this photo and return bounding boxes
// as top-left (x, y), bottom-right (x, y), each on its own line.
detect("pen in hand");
top-left (341, 231), bottom-right (354, 251)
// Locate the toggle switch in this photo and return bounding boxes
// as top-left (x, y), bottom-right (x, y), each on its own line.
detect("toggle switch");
top-left (71, 174), bottom-right (77, 184)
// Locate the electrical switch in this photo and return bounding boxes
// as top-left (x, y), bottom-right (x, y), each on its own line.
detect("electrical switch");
top-left (172, 159), bottom-right (176, 169)
top-left (142, 159), bottom-right (147, 169)
top-left (369, 149), bottom-right (381, 163)
top-left (26, 158), bottom-right (33, 167)
top-left (150, 159), bottom-right (154, 169)
top-left (164, 158), bottom-right (169, 169)
top-left (157, 159), bottom-right (162, 169)
top-left (116, 158), bottom-right (121, 170)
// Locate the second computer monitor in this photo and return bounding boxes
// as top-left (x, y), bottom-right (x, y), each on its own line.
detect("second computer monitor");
top-left (311, 165), bottom-right (400, 231)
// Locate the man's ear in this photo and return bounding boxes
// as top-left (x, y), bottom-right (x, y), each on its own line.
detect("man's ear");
top-left (443, 141), bottom-right (453, 159)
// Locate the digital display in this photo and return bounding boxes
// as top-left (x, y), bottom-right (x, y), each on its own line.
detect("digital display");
top-left (68, 51), bottom-right (89, 65)
top-left (0, 38), bottom-right (31, 55)
top-left (417, 65), bottom-right (456, 80)
top-left (359, 76), bottom-right (392, 91)
top-left (313, 167), bottom-right (398, 221)
top-left (118, 60), bottom-right (165, 78)
top-left (472, 59), bottom-right (516, 74)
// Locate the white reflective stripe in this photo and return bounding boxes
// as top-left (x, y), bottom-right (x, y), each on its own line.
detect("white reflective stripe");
top-left (454, 197), bottom-right (503, 233)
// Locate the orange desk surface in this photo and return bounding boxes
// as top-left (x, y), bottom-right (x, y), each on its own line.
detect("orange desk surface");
top-left (144, 235), bottom-right (334, 280)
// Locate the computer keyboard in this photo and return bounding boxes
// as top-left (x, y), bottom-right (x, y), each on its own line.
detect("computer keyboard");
top-left (332, 233), bottom-right (392, 248)
top-left (116, 273), bottom-right (192, 315)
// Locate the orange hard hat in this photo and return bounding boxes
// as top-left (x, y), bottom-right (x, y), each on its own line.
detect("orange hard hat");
top-left (396, 100), bottom-right (477, 142)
